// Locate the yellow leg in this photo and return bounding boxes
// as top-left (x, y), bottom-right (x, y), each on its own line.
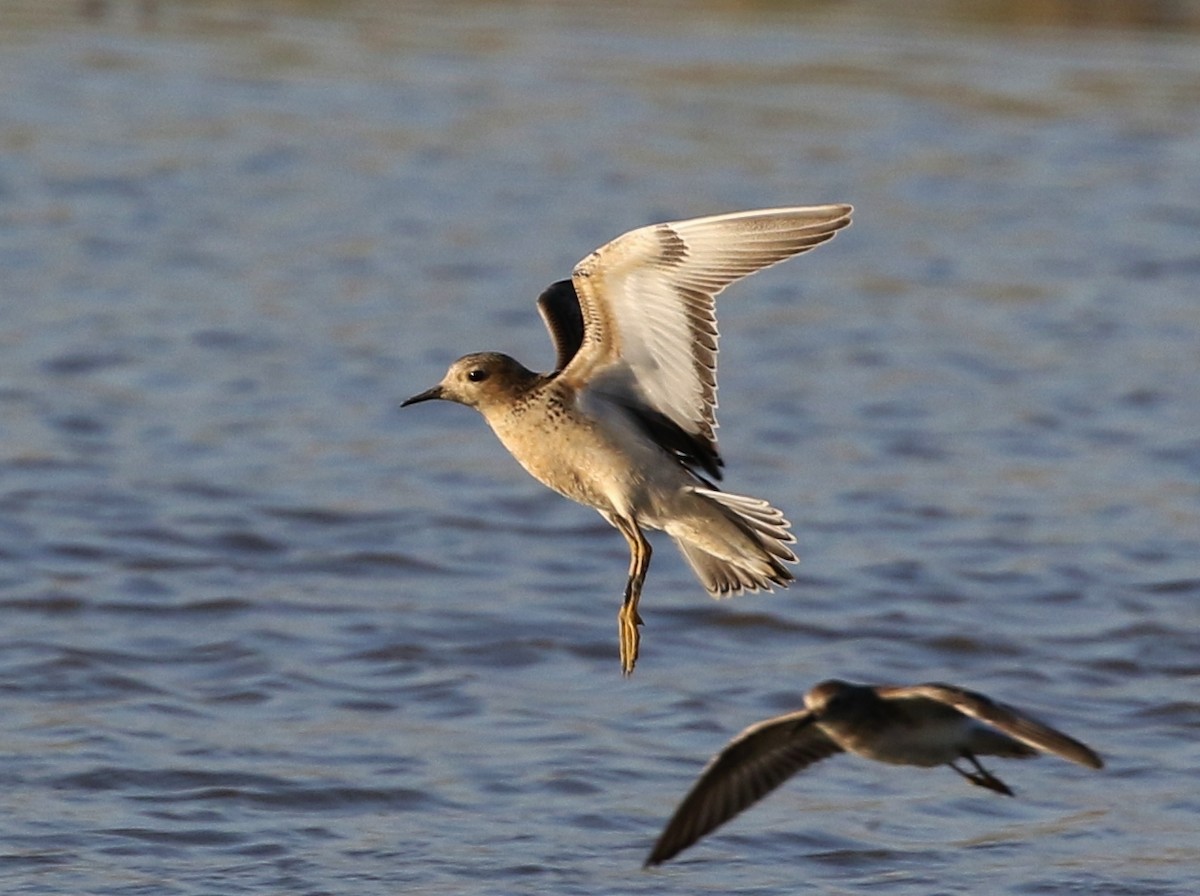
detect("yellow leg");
top-left (614, 517), bottom-right (651, 676)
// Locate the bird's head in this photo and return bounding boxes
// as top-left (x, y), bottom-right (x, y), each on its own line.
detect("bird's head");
top-left (804, 679), bottom-right (857, 714)
top-left (402, 352), bottom-right (538, 415)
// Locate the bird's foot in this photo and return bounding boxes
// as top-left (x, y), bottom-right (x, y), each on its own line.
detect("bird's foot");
top-left (617, 604), bottom-right (644, 676)
top-left (951, 758), bottom-right (1014, 797)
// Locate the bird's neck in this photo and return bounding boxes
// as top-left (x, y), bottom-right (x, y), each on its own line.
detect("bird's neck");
top-left (476, 368), bottom-right (554, 424)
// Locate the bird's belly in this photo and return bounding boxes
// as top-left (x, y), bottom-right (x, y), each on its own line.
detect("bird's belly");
top-left (489, 418), bottom-right (647, 516)
top-left (825, 718), bottom-right (969, 768)
top-left (519, 447), bottom-right (625, 511)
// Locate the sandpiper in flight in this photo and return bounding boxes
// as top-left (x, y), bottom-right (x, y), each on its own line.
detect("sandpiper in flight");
top-left (646, 679), bottom-right (1104, 865)
top-left (402, 205), bottom-right (853, 674)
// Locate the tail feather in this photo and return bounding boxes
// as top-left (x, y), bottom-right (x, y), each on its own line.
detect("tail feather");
top-left (666, 487), bottom-right (796, 598)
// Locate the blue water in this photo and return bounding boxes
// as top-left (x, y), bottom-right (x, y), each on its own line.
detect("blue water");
top-left (2, 2), bottom-right (1199, 893)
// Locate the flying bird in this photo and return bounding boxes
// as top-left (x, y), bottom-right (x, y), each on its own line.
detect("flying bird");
top-left (403, 206), bottom-right (852, 673)
top-left (646, 678), bottom-right (1103, 865)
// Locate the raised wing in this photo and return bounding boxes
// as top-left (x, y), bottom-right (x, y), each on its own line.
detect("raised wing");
top-left (535, 279), bottom-right (585, 373)
top-left (565, 205), bottom-right (853, 465)
top-left (893, 684), bottom-right (1104, 770)
top-left (645, 709), bottom-right (842, 866)
top-left (537, 281), bottom-right (724, 479)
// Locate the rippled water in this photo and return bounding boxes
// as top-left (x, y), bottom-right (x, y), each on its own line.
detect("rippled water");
top-left (2, 2), bottom-right (1199, 893)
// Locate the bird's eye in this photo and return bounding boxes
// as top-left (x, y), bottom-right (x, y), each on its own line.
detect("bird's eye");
top-left (467, 368), bottom-right (489, 382)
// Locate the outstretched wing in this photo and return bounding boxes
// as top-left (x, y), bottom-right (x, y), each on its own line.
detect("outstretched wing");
top-left (892, 684), bottom-right (1104, 770)
top-left (645, 709), bottom-right (842, 866)
top-left (564, 205), bottom-right (853, 467)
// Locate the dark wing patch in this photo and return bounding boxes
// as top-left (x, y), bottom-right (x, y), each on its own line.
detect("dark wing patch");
top-left (617, 399), bottom-right (723, 482)
top-left (654, 223), bottom-right (690, 266)
top-left (536, 279), bottom-right (586, 373)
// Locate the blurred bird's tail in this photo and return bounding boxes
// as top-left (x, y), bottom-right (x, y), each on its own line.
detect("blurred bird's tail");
top-left (666, 487), bottom-right (796, 597)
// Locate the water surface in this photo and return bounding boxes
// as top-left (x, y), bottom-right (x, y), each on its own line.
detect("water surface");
top-left (1, 2), bottom-right (1199, 893)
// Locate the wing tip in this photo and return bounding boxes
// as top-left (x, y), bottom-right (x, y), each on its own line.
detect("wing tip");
top-left (1066, 742), bottom-right (1105, 770)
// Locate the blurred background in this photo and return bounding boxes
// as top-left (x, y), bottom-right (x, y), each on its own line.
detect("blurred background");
top-left (1, 2), bottom-right (1198, 894)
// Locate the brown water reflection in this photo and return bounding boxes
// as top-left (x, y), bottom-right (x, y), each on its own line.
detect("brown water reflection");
top-left (6, 0), bottom-right (1200, 37)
